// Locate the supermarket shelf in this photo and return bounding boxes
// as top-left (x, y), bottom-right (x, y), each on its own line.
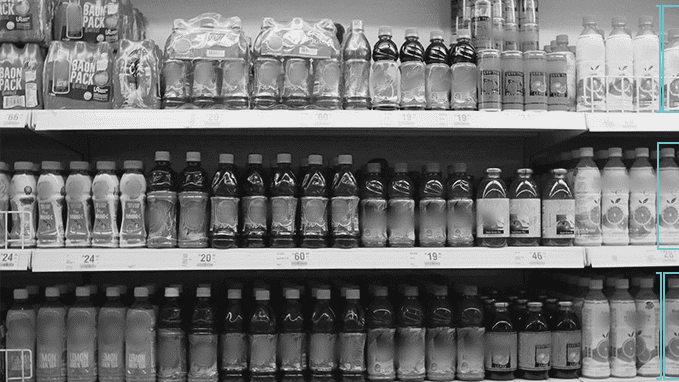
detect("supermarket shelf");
top-left (586, 246), bottom-right (679, 268)
top-left (0, 248), bottom-right (32, 270)
top-left (30, 246), bottom-right (585, 272)
top-left (0, 110), bottom-right (30, 129)
top-left (586, 112), bottom-right (679, 133)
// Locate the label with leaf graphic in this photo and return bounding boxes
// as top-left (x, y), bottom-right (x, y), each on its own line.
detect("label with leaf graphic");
top-left (581, 299), bottom-right (610, 378)
top-left (634, 297), bottom-right (659, 376)
top-left (518, 332), bottom-right (551, 371)
top-left (665, 299), bottom-right (679, 375)
top-left (575, 57), bottom-right (605, 111)
top-left (574, 170), bottom-right (601, 245)
top-left (601, 192), bottom-right (629, 245)
top-left (629, 193), bottom-right (655, 244)
top-left (609, 300), bottom-right (637, 376)
top-left (659, 195), bottom-right (679, 244)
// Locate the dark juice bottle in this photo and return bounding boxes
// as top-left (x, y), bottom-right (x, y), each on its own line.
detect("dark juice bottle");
top-left (360, 162), bottom-right (388, 247)
top-left (456, 286), bottom-right (485, 381)
top-left (397, 286), bottom-right (425, 382)
top-left (249, 290), bottom-right (277, 375)
top-left (331, 154), bottom-right (360, 248)
top-left (518, 302), bottom-right (551, 380)
top-left (400, 28), bottom-right (426, 110)
top-left (446, 163), bottom-right (475, 246)
top-left (210, 154), bottom-right (239, 249)
top-left (366, 286), bottom-right (396, 382)
top-left (549, 301), bottom-right (580, 379)
top-left (220, 288), bottom-right (246, 376)
top-left (424, 30), bottom-right (450, 110)
top-left (338, 288), bottom-right (366, 375)
top-left (242, 154), bottom-right (268, 248)
top-left (157, 287), bottom-right (187, 382)
top-left (188, 287), bottom-right (217, 382)
top-left (279, 288), bottom-right (305, 375)
top-left (425, 286), bottom-right (455, 381)
top-left (509, 169), bottom-right (541, 246)
top-left (271, 153), bottom-right (298, 248)
top-left (146, 151), bottom-right (177, 248)
top-left (388, 163), bottom-right (415, 247)
top-left (178, 152), bottom-right (209, 248)
top-left (310, 289), bottom-right (337, 374)
top-left (300, 154), bottom-right (329, 248)
top-left (476, 168), bottom-right (509, 247)
top-left (419, 162), bottom-right (446, 247)
top-left (485, 302), bottom-right (517, 380)
top-left (542, 169), bottom-right (575, 246)
top-left (370, 26), bottom-right (400, 110)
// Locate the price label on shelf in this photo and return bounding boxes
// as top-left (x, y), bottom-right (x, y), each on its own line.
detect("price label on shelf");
top-left (188, 112), bottom-right (226, 128)
top-left (514, 250), bottom-right (548, 267)
top-left (0, 251), bottom-right (19, 269)
top-left (66, 253), bottom-right (100, 270)
top-left (397, 112), bottom-right (416, 127)
top-left (0, 111), bottom-right (27, 128)
top-left (276, 250), bottom-right (310, 268)
top-left (657, 250), bottom-right (678, 264)
top-left (409, 251), bottom-right (443, 268)
top-left (195, 252), bottom-right (217, 267)
top-left (451, 112), bottom-right (473, 127)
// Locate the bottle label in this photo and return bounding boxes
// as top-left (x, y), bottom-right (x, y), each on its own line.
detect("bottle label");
top-left (549, 72), bottom-right (567, 100)
top-left (551, 330), bottom-right (581, 370)
top-left (125, 309), bottom-right (156, 376)
top-left (6, 308), bottom-right (36, 379)
top-left (360, 199), bottom-right (387, 246)
top-left (400, 61), bottom-right (426, 106)
top-left (479, 70), bottom-right (501, 108)
top-left (93, 197), bottom-right (119, 246)
top-left (476, 198), bottom-right (509, 238)
top-left (635, 297), bottom-right (660, 376)
top-left (309, 332), bottom-right (337, 372)
top-left (157, 328), bottom-right (186, 380)
top-left (666, 298), bottom-right (679, 376)
top-left (503, 70), bottom-right (524, 107)
top-left (509, 198), bottom-right (540, 238)
top-left (192, 60), bottom-right (219, 100)
top-left (37, 308), bottom-right (66, 378)
top-left (425, 64), bottom-right (450, 108)
top-left (419, 199), bottom-right (446, 244)
top-left (249, 334), bottom-right (276, 373)
top-left (521, 39), bottom-right (540, 53)
top-left (610, 299), bottom-right (637, 376)
top-left (484, 331), bottom-right (517, 371)
top-left (312, 58), bottom-right (340, 99)
top-left (271, 196), bottom-right (298, 238)
top-left (242, 195), bottom-right (267, 236)
top-left (300, 196), bottom-right (328, 238)
top-left (542, 199), bottom-right (575, 239)
top-left (659, 192), bottom-right (679, 244)
top-left (178, 192), bottom-right (208, 245)
top-left (576, 59), bottom-right (606, 111)
top-left (220, 58), bottom-right (249, 98)
top-left (526, 71), bottom-right (547, 100)
top-left (99, 307), bottom-right (126, 378)
top-left (37, 197), bottom-right (65, 246)
top-left (338, 332), bottom-right (366, 373)
top-left (601, 191), bottom-right (629, 244)
top-left (0, 0), bottom-right (35, 34)
top-left (219, 332), bottom-right (246, 373)
top-left (366, 328), bottom-right (395, 379)
top-left (518, 331), bottom-right (551, 371)
top-left (574, 173), bottom-right (601, 245)
top-left (582, 299), bottom-right (610, 378)
top-left (456, 327), bottom-right (485, 378)
top-left (343, 59), bottom-right (370, 99)
top-left (426, 327), bottom-right (455, 377)
top-left (67, 309), bottom-right (97, 377)
top-left (253, 57), bottom-right (281, 99)
top-left (370, 61), bottom-right (400, 106)
top-left (451, 63), bottom-right (478, 109)
top-left (629, 192), bottom-right (656, 244)
top-left (146, 191), bottom-right (177, 246)
top-left (397, 327), bottom-right (425, 379)
top-left (120, 199), bottom-right (146, 245)
top-left (278, 332), bottom-right (305, 372)
top-left (388, 199), bottom-right (415, 245)
top-left (211, 197), bottom-right (239, 239)
top-left (283, 57), bottom-right (310, 99)
top-left (66, 200), bottom-right (91, 244)
top-left (447, 198), bottom-right (474, 245)
top-left (188, 333), bottom-right (217, 380)
top-left (9, 191), bottom-right (36, 245)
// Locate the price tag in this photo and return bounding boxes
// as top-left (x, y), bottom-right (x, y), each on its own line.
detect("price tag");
top-left (195, 252), bottom-right (216, 268)
top-left (188, 112), bottom-right (225, 128)
top-left (514, 250), bottom-right (548, 267)
top-left (65, 253), bottom-right (99, 270)
top-left (659, 250), bottom-right (678, 264)
top-left (409, 251), bottom-right (442, 267)
top-left (397, 112), bottom-right (416, 127)
top-left (451, 112), bottom-right (472, 127)
top-left (313, 112), bottom-right (331, 127)
top-left (0, 251), bottom-right (19, 269)
top-left (1, 111), bottom-right (26, 128)
top-left (276, 251), bottom-right (310, 268)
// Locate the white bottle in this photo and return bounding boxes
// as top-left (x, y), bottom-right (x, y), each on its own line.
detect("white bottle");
top-left (601, 148), bottom-right (629, 245)
top-left (65, 162), bottom-right (93, 247)
top-left (581, 279), bottom-right (610, 378)
top-left (576, 17), bottom-right (606, 112)
top-left (119, 160), bottom-right (147, 247)
top-left (9, 161), bottom-right (37, 247)
top-left (605, 16), bottom-right (634, 112)
top-left (629, 148), bottom-right (656, 245)
top-left (574, 147), bottom-right (602, 246)
top-left (0, 161), bottom-right (10, 247)
top-left (92, 161), bottom-right (120, 247)
top-left (36, 161), bottom-right (65, 247)
top-left (666, 29), bottom-right (679, 110)
top-left (609, 279), bottom-right (636, 378)
top-left (633, 16), bottom-right (659, 112)
top-left (635, 277), bottom-right (659, 377)
top-left (659, 148), bottom-right (679, 245)
top-left (665, 277), bottom-right (679, 377)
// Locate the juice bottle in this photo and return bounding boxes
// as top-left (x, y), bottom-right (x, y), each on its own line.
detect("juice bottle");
top-left (666, 29), bottom-right (679, 110)
top-left (572, 277), bottom-right (591, 322)
top-left (446, 163), bottom-right (474, 247)
top-left (576, 17), bottom-right (606, 112)
top-left (517, 302), bottom-right (550, 380)
top-left (220, 287), bottom-right (246, 377)
top-left (476, 168), bottom-right (509, 247)
top-left (450, 29), bottom-right (478, 110)
top-left (339, 288), bottom-right (366, 375)
top-left (542, 169), bottom-right (575, 246)
top-left (509, 168), bottom-right (540, 246)
top-left (279, 288), bottom-right (305, 374)
top-left (595, 150), bottom-right (608, 170)
top-left (10, 161), bottom-right (37, 247)
top-left (665, 278), bottom-right (679, 377)
top-left (502, 50), bottom-right (524, 110)
top-left (310, 288), bottom-right (337, 374)
top-left (478, 50), bottom-right (501, 111)
top-left (0, 161), bottom-right (9, 246)
top-left (92, 161), bottom-right (120, 248)
top-left (65, 162), bottom-right (92, 246)
top-left (147, 151), bottom-right (177, 248)
top-left (400, 28), bottom-right (426, 110)
top-left (659, 148), bottom-right (679, 245)
top-left (635, 278), bottom-right (659, 377)
top-left (188, 287), bottom-right (217, 382)
top-left (360, 163), bottom-right (387, 247)
top-left (397, 286), bottom-right (425, 382)
top-left (242, 154), bottom-right (268, 248)
top-left (549, 301), bottom-right (581, 379)
top-left (485, 301), bottom-right (517, 380)
top-left (36, 287), bottom-right (66, 382)
top-left (552, 35), bottom-right (576, 111)
top-left (601, 148), bottom-right (630, 245)
top-left (6, 289), bottom-right (36, 382)
top-left (424, 30), bottom-right (450, 110)
top-left (98, 287), bottom-right (126, 382)
top-left (300, 154), bottom-right (328, 248)
top-left (210, 154), bottom-right (239, 249)
top-left (629, 148), bottom-right (656, 245)
top-left (366, 286), bottom-right (396, 382)
top-left (331, 155), bottom-right (359, 247)
top-left (574, 147), bottom-right (602, 246)
top-left (523, 51), bottom-right (548, 111)
top-left (249, 289), bottom-right (276, 375)
top-left (370, 26), bottom-right (400, 110)
top-left (419, 163), bottom-right (446, 247)
top-left (603, 275), bottom-right (620, 299)
top-left (606, 17), bottom-right (634, 112)
top-left (388, 163), bottom-right (415, 247)
top-left (546, 52), bottom-right (568, 111)
top-left (67, 287), bottom-right (97, 382)
top-left (271, 153), bottom-right (298, 248)
top-left (158, 287), bottom-right (186, 382)
top-left (456, 285), bottom-right (484, 381)
top-left (119, 161), bottom-right (147, 247)
top-left (609, 279), bottom-right (636, 377)
top-left (37, 161), bottom-right (65, 247)
top-left (623, 149), bottom-right (636, 169)
top-left (342, 19), bottom-right (371, 110)
top-left (471, 0), bottom-right (492, 50)
top-left (126, 287), bottom-right (156, 382)
top-left (425, 286), bottom-right (455, 381)
top-left (178, 152), bottom-right (209, 248)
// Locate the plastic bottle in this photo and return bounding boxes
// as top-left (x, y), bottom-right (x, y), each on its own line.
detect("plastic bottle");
top-left (396, 286), bottom-right (425, 382)
top-left (634, 278), bottom-right (659, 377)
top-left (601, 148), bottom-right (630, 245)
top-left (456, 285), bottom-right (484, 381)
top-left (300, 154), bottom-right (329, 248)
top-left (509, 169), bottom-right (540, 246)
top-left (666, 29), bottom-right (679, 110)
top-left (446, 163), bottom-right (474, 246)
top-left (0, 161), bottom-right (10, 246)
top-left (146, 151), bottom-right (178, 248)
top-left (270, 153), bottom-right (297, 247)
top-left (188, 287), bottom-right (217, 382)
top-left (549, 301), bottom-right (581, 379)
top-left (279, 288), bottom-right (305, 374)
top-left (331, 154), bottom-right (359, 247)
top-left (450, 29), bottom-right (478, 110)
top-left (659, 148), bottom-right (679, 245)
top-left (628, 148), bottom-right (656, 245)
top-left (92, 161), bottom-right (120, 248)
top-left (574, 147), bottom-right (602, 246)
top-left (249, 289), bottom-right (276, 375)
top-left (476, 168), bottom-right (509, 247)
top-left (606, 17), bottom-right (634, 111)
top-left (219, 287), bottom-right (246, 376)
top-left (177, 152), bottom-right (209, 248)
top-left (541, 169), bottom-right (575, 246)
top-left (665, 278), bottom-right (679, 377)
top-left (310, 288), bottom-right (337, 374)
top-left (10, 162), bottom-right (37, 247)
top-left (157, 287), bottom-right (186, 382)
top-left (342, 19), bottom-right (371, 110)
top-left (64, 162), bottom-right (92, 247)
top-left (424, 30), bottom-right (450, 110)
top-left (426, 286), bottom-right (455, 381)
top-left (485, 301), bottom-right (517, 380)
top-left (552, 35), bottom-right (577, 111)
top-left (6, 289), bottom-right (36, 382)
top-left (338, 288), bottom-right (366, 375)
top-left (36, 287), bottom-right (66, 382)
top-left (366, 286), bottom-right (396, 381)
top-left (609, 279), bottom-right (636, 377)
top-left (388, 163), bottom-right (415, 247)
top-left (67, 287), bottom-right (97, 382)
top-left (595, 149), bottom-right (608, 170)
top-left (370, 26), bottom-right (400, 110)
top-left (471, 0), bottom-right (493, 50)
top-left (576, 17), bottom-right (606, 112)
top-left (517, 302), bottom-right (550, 380)
top-left (119, 161), bottom-right (147, 247)
top-left (37, 161), bottom-right (65, 247)
top-left (360, 163), bottom-right (387, 247)
top-left (242, 154), bottom-right (268, 248)
top-left (125, 287), bottom-right (156, 382)
top-left (98, 287), bottom-right (126, 382)
top-left (572, 276), bottom-right (590, 324)
top-left (399, 28), bottom-right (426, 109)
top-left (209, 154), bottom-right (240, 249)
top-left (418, 163), bottom-right (446, 246)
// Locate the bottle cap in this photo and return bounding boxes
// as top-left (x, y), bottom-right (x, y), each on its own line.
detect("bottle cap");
top-left (615, 279), bottom-right (630, 289)
top-left (527, 301), bottom-right (543, 308)
top-left (635, 147), bottom-right (649, 158)
top-left (285, 288), bottom-right (300, 299)
top-left (134, 287), bottom-right (149, 297)
top-left (578, 277), bottom-right (591, 287)
top-left (124, 160), bottom-right (144, 170)
top-left (404, 286), bottom-right (418, 297)
top-left (378, 26), bottom-right (392, 37)
top-left (426, 162), bottom-right (440, 173)
top-left (308, 154), bottom-right (323, 166)
top-left (433, 285), bottom-right (448, 297)
top-left (612, 16), bottom-right (627, 26)
top-left (155, 151), bottom-right (171, 162)
top-left (558, 301), bottom-right (573, 307)
top-left (550, 40), bottom-right (557, 49)
top-left (351, 20), bottom-right (363, 31)
top-left (248, 154), bottom-right (263, 164)
top-left (45, 287), bottom-right (60, 298)
top-left (255, 289), bottom-right (270, 301)
top-left (453, 162), bottom-right (467, 173)
top-left (96, 161), bottom-right (116, 171)
top-left (556, 34), bottom-right (569, 44)
top-left (13, 288), bottom-right (28, 300)
top-left (640, 278), bottom-right (654, 288)
top-left (186, 151), bottom-right (201, 162)
top-left (571, 149), bottom-right (580, 159)
top-left (430, 30), bottom-right (444, 40)
top-left (661, 148), bottom-right (675, 158)
top-left (458, 29), bottom-right (471, 39)
top-left (167, 285), bottom-right (181, 295)
top-left (463, 285), bottom-right (477, 296)
top-left (164, 287), bottom-right (179, 298)
top-left (583, 16), bottom-right (596, 25)
top-left (338, 154), bottom-right (353, 165)
top-left (42, 161), bottom-right (61, 171)
top-left (639, 16), bottom-right (654, 26)
top-left (580, 147), bottom-right (594, 157)
top-left (589, 279), bottom-right (604, 289)
top-left (76, 286), bottom-right (90, 297)
top-left (24, 286), bottom-right (37, 297)
top-left (277, 153), bottom-right (292, 164)
top-left (70, 161), bottom-right (90, 171)
top-left (669, 29), bottom-right (679, 40)
top-left (317, 288), bottom-right (331, 300)
top-left (227, 288), bottom-right (242, 299)
top-left (196, 287), bottom-right (211, 298)
top-left (346, 288), bottom-right (360, 300)
top-left (366, 163), bottom-right (381, 173)
top-left (551, 168), bottom-right (567, 176)
top-left (670, 278), bottom-right (679, 288)
top-left (405, 27), bottom-right (418, 38)
top-left (219, 153), bottom-right (234, 164)
top-left (0, 162), bottom-right (7, 171)
top-left (543, 45), bottom-right (551, 53)
top-left (394, 162), bottom-right (408, 173)
top-left (486, 167), bottom-right (502, 175)
top-left (517, 168), bottom-right (533, 176)
top-left (106, 287), bottom-right (121, 297)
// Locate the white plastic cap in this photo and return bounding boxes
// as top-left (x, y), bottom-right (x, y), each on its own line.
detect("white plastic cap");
top-left (134, 287), bottom-right (149, 297)
top-left (124, 160), bottom-right (143, 170)
top-left (378, 26), bottom-right (392, 37)
top-left (76, 286), bottom-right (90, 297)
top-left (661, 148), bottom-right (675, 158)
top-left (404, 286), bottom-right (419, 297)
top-left (317, 288), bottom-right (331, 300)
top-left (338, 154), bottom-right (353, 165)
top-left (426, 163), bottom-right (441, 173)
top-left (458, 29), bottom-right (471, 39)
top-left (367, 163), bottom-right (381, 173)
top-left (453, 162), bottom-right (467, 173)
top-left (42, 161), bottom-right (61, 171)
top-left (155, 151), bottom-right (171, 162)
top-left (14, 161), bottom-right (33, 171)
top-left (255, 289), bottom-right (270, 301)
top-left (636, 148), bottom-right (649, 158)
top-left (186, 152), bottom-right (201, 162)
top-left (616, 279), bottom-right (630, 289)
top-left (608, 147), bottom-right (623, 157)
top-left (590, 279), bottom-right (604, 289)
top-left (346, 288), bottom-right (360, 300)
top-left (13, 289), bottom-right (28, 299)
top-left (430, 30), bottom-right (444, 40)
top-left (219, 154), bottom-right (234, 164)
top-left (405, 27), bottom-right (419, 38)
top-left (285, 289), bottom-right (300, 299)
top-left (96, 161), bottom-right (116, 171)
top-left (580, 147), bottom-right (594, 157)
top-left (196, 287), bottom-right (211, 298)
top-left (106, 287), bottom-right (121, 297)
top-left (308, 154), bottom-right (323, 166)
top-left (227, 288), bottom-right (242, 299)
top-left (248, 154), bottom-right (263, 164)
top-left (165, 287), bottom-right (179, 298)
top-left (277, 153), bottom-right (292, 164)
top-left (45, 287), bottom-right (60, 298)
top-left (70, 161), bottom-right (90, 171)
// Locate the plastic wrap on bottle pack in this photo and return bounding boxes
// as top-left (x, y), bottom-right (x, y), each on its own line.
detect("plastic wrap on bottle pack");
top-left (252, 17), bottom-right (340, 109)
top-left (114, 39), bottom-right (161, 109)
top-left (0, 0), bottom-right (51, 44)
top-left (162, 13), bottom-right (249, 109)
top-left (0, 43), bottom-right (44, 109)
top-left (53, 0), bottom-right (129, 44)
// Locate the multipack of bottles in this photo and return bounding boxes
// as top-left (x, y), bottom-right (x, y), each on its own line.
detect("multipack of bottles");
top-left (0, 43), bottom-right (44, 109)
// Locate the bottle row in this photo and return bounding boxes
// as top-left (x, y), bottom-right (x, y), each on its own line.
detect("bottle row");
top-left (0, 272), bottom-right (667, 382)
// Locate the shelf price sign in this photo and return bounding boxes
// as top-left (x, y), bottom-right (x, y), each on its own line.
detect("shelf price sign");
top-left (66, 253), bottom-right (100, 270)
top-left (658, 250), bottom-right (678, 264)
top-left (0, 251), bottom-right (19, 269)
top-left (182, 252), bottom-right (217, 268)
top-left (276, 251), bottom-right (310, 268)
top-left (515, 250), bottom-right (548, 267)
top-left (1, 111), bottom-right (27, 128)
top-left (409, 251), bottom-right (442, 268)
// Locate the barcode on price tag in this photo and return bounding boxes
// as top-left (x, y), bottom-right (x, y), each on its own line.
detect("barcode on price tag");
top-left (0, 251), bottom-right (19, 268)
top-left (409, 251), bottom-right (442, 267)
top-left (195, 253), bottom-right (216, 267)
top-left (1, 111), bottom-right (26, 128)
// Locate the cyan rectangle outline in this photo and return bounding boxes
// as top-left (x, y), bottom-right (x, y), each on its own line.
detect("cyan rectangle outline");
top-left (657, 143), bottom-right (679, 250)
top-left (662, 272), bottom-right (679, 380)
top-left (659, 5), bottom-right (679, 113)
